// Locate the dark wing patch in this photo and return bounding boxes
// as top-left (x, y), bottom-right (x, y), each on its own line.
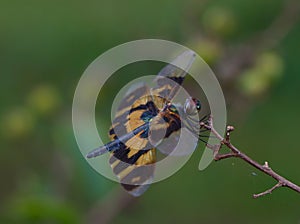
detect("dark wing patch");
top-left (109, 146), bottom-right (156, 197)
top-left (151, 50), bottom-right (195, 101)
top-left (109, 83), bottom-right (150, 140)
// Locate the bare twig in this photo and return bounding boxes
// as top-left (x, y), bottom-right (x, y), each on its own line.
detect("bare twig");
top-left (201, 115), bottom-right (300, 198)
top-left (253, 182), bottom-right (283, 198)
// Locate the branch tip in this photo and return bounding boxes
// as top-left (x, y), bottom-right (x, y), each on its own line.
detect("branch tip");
top-left (253, 182), bottom-right (283, 199)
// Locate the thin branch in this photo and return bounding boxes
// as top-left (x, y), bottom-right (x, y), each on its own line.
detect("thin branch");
top-left (253, 182), bottom-right (283, 199)
top-left (201, 115), bottom-right (300, 198)
top-left (214, 152), bottom-right (236, 161)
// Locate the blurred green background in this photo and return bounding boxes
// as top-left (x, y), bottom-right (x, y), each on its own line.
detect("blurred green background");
top-left (1, 0), bottom-right (300, 223)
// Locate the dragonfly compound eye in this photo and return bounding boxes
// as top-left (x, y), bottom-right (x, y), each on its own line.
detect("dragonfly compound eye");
top-left (184, 97), bottom-right (201, 115)
top-left (194, 99), bottom-right (201, 111)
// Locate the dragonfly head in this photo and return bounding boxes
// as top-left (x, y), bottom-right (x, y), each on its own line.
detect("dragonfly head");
top-left (184, 97), bottom-right (201, 115)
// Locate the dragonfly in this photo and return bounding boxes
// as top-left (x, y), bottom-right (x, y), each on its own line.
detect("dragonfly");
top-left (86, 51), bottom-right (208, 196)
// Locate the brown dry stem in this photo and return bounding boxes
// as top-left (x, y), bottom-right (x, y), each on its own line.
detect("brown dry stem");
top-left (201, 115), bottom-right (300, 198)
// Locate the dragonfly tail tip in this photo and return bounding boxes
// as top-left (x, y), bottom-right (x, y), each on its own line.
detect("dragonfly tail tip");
top-left (86, 147), bottom-right (108, 159)
top-left (86, 153), bottom-right (94, 159)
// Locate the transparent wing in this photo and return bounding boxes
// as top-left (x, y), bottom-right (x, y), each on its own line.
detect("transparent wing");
top-left (151, 50), bottom-right (196, 102)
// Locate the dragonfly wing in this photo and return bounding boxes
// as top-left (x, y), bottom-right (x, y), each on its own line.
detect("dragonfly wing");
top-left (151, 50), bottom-right (196, 101)
top-left (156, 127), bottom-right (199, 156)
top-left (109, 83), bottom-right (157, 196)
